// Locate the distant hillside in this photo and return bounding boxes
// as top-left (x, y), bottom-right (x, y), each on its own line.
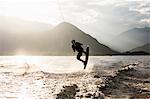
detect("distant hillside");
top-left (120, 51), bottom-right (150, 55)
top-left (120, 27), bottom-right (150, 44)
top-left (0, 16), bottom-right (53, 34)
top-left (0, 19), bottom-right (118, 55)
top-left (131, 43), bottom-right (150, 53)
top-left (110, 27), bottom-right (150, 52)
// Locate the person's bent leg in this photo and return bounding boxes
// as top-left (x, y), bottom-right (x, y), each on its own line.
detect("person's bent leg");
top-left (77, 52), bottom-right (84, 63)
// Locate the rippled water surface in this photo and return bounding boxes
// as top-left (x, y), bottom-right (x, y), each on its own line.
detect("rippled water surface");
top-left (0, 56), bottom-right (149, 74)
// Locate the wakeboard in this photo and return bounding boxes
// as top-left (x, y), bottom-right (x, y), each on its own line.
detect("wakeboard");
top-left (84, 46), bottom-right (89, 69)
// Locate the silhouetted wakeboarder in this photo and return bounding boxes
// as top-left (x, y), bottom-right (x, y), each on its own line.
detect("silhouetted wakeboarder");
top-left (71, 40), bottom-right (89, 69)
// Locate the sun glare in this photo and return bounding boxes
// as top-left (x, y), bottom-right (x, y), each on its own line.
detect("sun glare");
top-left (1, 0), bottom-right (61, 24)
top-left (15, 49), bottom-right (28, 56)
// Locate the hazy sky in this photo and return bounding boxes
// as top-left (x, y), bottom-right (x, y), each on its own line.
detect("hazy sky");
top-left (0, 0), bottom-right (150, 41)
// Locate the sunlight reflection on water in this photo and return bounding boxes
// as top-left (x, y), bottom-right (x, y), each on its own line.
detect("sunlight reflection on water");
top-left (0, 56), bottom-right (148, 74)
top-left (0, 56), bottom-right (86, 74)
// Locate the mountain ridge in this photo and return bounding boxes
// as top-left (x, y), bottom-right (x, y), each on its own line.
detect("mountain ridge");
top-left (109, 27), bottom-right (150, 52)
top-left (0, 18), bottom-right (118, 55)
top-left (131, 43), bottom-right (150, 53)
top-left (49, 22), bottom-right (118, 55)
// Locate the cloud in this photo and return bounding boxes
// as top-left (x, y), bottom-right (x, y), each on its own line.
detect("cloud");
top-left (139, 18), bottom-right (150, 26)
top-left (70, 9), bottom-right (99, 24)
top-left (87, 0), bottom-right (119, 6)
top-left (127, 0), bottom-right (150, 15)
top-left (131, 8), bottom-right (150, 15)
top-left (58, 0), bottom-right (150, 39)
top-left (60, 0), bottom-right (100, 24)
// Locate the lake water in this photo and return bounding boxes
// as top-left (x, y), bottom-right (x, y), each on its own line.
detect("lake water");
top-left (0, 56), bottom-right (149, 74)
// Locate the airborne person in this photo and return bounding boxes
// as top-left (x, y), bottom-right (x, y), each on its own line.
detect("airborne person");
top-left (71, 40), bottom-right (88, 66)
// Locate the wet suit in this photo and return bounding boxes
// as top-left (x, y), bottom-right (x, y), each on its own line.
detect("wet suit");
top-left (72, 41), bottom-right (86, 63)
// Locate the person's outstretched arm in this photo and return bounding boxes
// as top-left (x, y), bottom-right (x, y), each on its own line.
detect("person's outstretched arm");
top-left (76, 42), bottom-right (83, 46)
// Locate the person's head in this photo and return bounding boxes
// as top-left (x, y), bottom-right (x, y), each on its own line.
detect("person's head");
top-left (71, 40), bottom-right (75, 44)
